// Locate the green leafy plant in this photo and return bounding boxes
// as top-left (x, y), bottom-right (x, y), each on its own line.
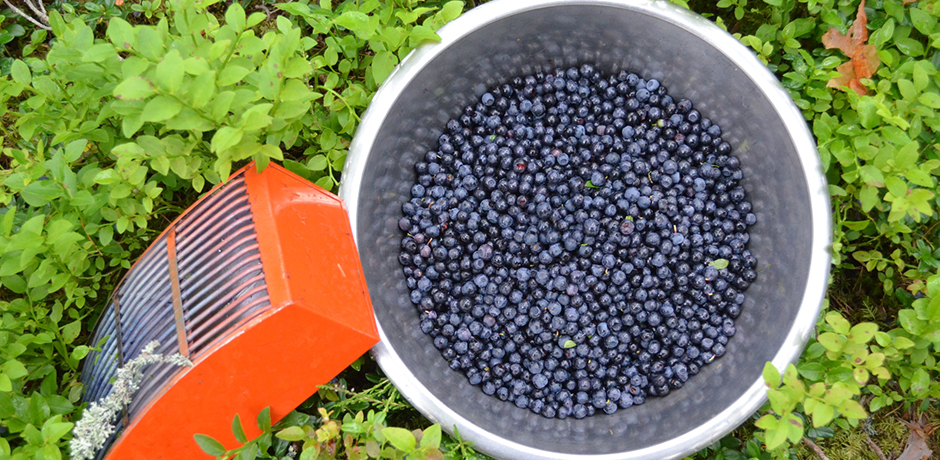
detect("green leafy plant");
top-left (698, 0), bottom-right (940, 455)
top-left (196, 407), bottom-right (447, 460)
top-left (272, 0), bottom-right (464, 189)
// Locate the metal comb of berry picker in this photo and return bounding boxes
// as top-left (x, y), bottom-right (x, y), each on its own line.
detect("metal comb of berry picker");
top-left (81, 163), bottom-right (378, 460)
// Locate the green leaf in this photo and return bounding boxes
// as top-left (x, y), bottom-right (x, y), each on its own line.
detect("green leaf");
top-left (0, 375), bottom-right (10, 392)
top-left (859, 165), bottom-right (885, 187)
top-left (10, 60), bottom-right (31, 85)
top-left (563, 340), bottom-right (576, 348)
top-left (308, 155), bottom-right (328, 171)
top-left (420, 425), bottom-right (441, 449)
top-left (94, 169), bottom-right (121, 185)
top-left (709, 259), bottom-right (729, 270)
top-left (247, 11), bottom-right (266, 28)
top-left (848, 323), bottom-right (877, 344)
top-left (217, 65), bottom-right (252, 86)
top-left (440, 1), bottom-right (464, 22)
top-left (61, 320), bottom-right (81, 343)
top-left (762, 362), bottom-right (781, 388)
top-left (765, 423), bottom-right (788, 450)
top-left (276, 426), bottom-right (305, 441)
top-left (334, 11), bottom-right (374, 39)
top-left (910, 8), bottom-right (936, 35)
top-left (895, 141), bottom-right (920, 171)
top-left (257, 406), bottom-right (271, 431)
top-left (211, 127), bottom-right (244, 153)
top-left (816, 332), bottom-right (845, 352)
top-left (82, 43), bottom-right (116, 63)
top-left (141, 96), bottom-right (183, 122)
top-left (910, 368), bottom-right (930, 397)
top-left (193, 174), bottom-right (206, 192)
top-left (71, 346), bottom-right (90, 360)
top-left (371, 51), bottom-right (398, 86)
top-left (240, 104), bottom-right (273, 131)
top-left (225, 3), bottom-right (247, 32)
top-left (190, 71), bottom-right (216, 109)
top-left (921, 295), bottom-right (940, 321)
top-left (895, 37), bottom-right (924, 57)
top-left (156, 49), bottom-right (185, 94)
top-left (2, 360), bottom-right (27, 380)
top-left (1, 207), bottom-right (15, 237)
top-left (123, 114), bottom-right (145, 137)
top-left (918, 92), bottom-right (940, 108)
top-left (898, 309), bottom-right (924, 335)
top-left (107, 17), bottom-right (136, 49)
top-left (856, 98), bottom-right (880, 129)
top-left (136, 26), bottom-right (165, 59)
top-left (113, 76), bottom-right (156, 101)
top-left (232, 414), bottom-right (247, 443)
top-left (812, 403), bottom-right (834, 427)
top-left (839, 399), bottom-right (867, 419)
top-left (798, 362), bottom-right (826, 381)
top-left (20, 181), bottom-right (61, 207)
top-left (897, 79), bottom-right (917, 101)
top-left (382, 427), bottom-right (416, 452)
top-left (36, 444), bottom-right (61, 460)
top-left (913, 64), bottom-right (929, 92)
top-left (42, 421), bottom-right (73, 443)
top-left (884, 175), bottom-right (907, 199)
top-left (194, 434), bottom-right (227, 456)
top-left (257, 144), bottom-right (282, 161)
top-left (183, 56), bottom-right (210, 76)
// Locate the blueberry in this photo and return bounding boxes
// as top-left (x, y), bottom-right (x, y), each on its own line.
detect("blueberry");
top-left (399, 66), bottom-right (754, 419)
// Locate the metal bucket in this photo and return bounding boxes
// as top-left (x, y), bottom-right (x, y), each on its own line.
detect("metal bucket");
top-left (339, 1), bottom-right (831, 458)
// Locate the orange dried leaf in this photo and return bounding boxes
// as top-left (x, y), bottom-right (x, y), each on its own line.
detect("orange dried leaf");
top-left (853, 44), bottom-right (881, 79)
top-left (851, 0), bottom-right (869, 44)
top-left (823, 0), bottom-right (869, 55)
top-left (825, 0), bottom-right (874, 95)
top-left (828, 61), bottom-right (856, 90)
top-left (822, 29), bottom-right (855, 55)
top-left (849, 79), bottom-right (868, 96)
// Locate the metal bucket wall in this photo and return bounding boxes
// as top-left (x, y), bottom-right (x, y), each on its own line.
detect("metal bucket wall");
top-left (339, 1), bottom-right (831, 459)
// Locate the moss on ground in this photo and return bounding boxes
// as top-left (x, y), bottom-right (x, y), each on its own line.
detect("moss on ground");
top-left (794, 405), bottom-right (939, 460)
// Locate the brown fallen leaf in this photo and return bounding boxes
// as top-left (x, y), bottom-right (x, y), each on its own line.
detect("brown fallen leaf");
top-left (822, 0), bottom-right (880, 95)
top-left (897, 416), bottom-right (935, 460)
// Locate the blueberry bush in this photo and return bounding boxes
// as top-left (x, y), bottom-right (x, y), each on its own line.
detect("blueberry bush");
top-left (0, 0), bottom-right (937, 459)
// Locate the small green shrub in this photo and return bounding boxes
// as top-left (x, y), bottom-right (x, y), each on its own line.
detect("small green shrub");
top-left (687, 0), bottom-right (940, 456)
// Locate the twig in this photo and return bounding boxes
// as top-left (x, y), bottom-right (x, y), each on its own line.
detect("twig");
top-left (2, 0), bottom-right (51, 30)
top-left (803, 437), bottom-right (832, 460)
top-left (255, 3), bottom-right (273, 17)
top-left (23, 0), bottom-right (48, 23)
top-left (865, 432), bottom-right (888, 460)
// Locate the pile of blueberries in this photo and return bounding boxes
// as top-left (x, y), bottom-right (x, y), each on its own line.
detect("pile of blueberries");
top-left (397, 64), bottom-right (758, 420)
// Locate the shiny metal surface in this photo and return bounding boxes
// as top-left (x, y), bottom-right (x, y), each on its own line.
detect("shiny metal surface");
top-left (339, 1), bottom-right (831, 458)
